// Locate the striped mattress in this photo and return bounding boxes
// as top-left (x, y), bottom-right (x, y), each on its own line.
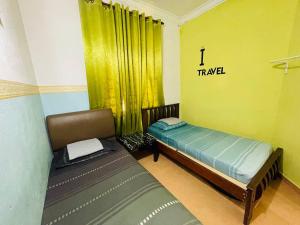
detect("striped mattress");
top-left (42, 137), bottom-right (201, 225)
top-left (148, 124), bottom-right (272, 184)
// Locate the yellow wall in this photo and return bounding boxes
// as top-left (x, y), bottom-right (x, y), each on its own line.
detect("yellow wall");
top-left (273, 1), bottom-right (300, 187)
top-left (180, 0), bottom-right (300, 186)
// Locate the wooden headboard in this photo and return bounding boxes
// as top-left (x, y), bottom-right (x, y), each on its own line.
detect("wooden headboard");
top-left (141, 103), bottom-right (179, 132)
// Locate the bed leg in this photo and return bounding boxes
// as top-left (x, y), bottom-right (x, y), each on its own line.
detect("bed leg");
top-left (153, 141), bottom-right (159, 162)
top-left (244, 188), bottom-right (255, 225)
top-left (154, 151), bottom-right (159, 162)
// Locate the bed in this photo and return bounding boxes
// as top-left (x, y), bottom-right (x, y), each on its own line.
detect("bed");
top-left (142, 103), bottom-right (283, 225)
top-left (42, 109), bottom-right (202, 225)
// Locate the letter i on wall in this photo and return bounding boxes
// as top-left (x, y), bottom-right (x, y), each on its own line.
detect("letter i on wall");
top-left (200, 48), bottom-right (205, 66)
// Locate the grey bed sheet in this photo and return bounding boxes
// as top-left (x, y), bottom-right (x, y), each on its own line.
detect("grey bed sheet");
top-left (41, 137), bottom-right (202, 225)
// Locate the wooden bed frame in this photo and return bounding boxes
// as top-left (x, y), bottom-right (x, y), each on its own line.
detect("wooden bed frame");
top-left (141, 103), bottom-right (283, 225)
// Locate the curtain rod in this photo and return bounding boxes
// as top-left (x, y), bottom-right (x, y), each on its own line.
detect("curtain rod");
top-left (85, 0), bottom-right (164, 25)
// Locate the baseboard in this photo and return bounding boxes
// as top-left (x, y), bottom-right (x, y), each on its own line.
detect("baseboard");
top-left (281, 174), bottom-right (300, 194)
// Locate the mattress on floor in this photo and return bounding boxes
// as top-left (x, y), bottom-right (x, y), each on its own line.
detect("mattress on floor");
top-left (148, 124), bottom-right (272, 184)
top-left (42, 138), bottom-right (201, 225)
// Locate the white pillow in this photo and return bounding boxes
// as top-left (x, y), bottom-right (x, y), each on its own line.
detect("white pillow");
top-left (67, 138), bottom-right (104, 160)
top-left (159, 117), bottom-right (182, 125)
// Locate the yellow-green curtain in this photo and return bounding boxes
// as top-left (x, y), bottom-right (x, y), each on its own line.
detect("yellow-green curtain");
top-left (79, 0), bottom-right (164, 135)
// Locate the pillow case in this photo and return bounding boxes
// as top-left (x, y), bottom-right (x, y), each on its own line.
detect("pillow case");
top-left (152, 120), bottom-right (187, 131)
top-left (158, 117), bottom-right (182, 125)
top-left (52, 138), bottom-right (118, 169)
top-left (67, 138), bottom-right (104, 160)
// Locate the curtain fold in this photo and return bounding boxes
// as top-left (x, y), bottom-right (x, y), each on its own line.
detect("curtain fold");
top-left (79, 0), bottom-right (164, 135)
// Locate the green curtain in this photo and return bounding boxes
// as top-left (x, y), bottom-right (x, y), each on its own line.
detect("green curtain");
top-left (79, 0), bottom-right (164, 135)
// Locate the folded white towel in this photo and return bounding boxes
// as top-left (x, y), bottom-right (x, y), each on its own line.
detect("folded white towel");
top-left (67, 138), bottom-right (104, 160)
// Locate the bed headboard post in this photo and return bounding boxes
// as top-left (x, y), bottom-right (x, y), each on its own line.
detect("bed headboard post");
top-left (141, 103), bottom-right (180, 133)
top-left (142, 108), bottom-right (149, 133)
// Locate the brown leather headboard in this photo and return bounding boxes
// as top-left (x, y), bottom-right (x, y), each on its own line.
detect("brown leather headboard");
top-left (46, 109), bottom-right (115, 151)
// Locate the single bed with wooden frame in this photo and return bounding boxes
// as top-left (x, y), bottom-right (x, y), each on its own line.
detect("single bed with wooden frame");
top-left (142, 103), bottom-right (283, 225)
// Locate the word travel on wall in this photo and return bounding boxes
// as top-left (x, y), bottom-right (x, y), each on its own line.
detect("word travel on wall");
top-left (197, 48), bottom-right (226, 76)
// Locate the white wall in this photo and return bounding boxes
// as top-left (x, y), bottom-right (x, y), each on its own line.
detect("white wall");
top-left (16, 0), bottom-right (86, 86)
top-left (17, 0), bottom-right (181, 104)
top-left (0, 0), bottom-right (36, 84)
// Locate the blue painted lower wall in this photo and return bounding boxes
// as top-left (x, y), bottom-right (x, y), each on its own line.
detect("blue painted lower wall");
top-left (0, 91), bottom-right (89, 225)
top-left (40, 92), bottom-right (89, 116)
top-left (0, 95), bottom-right (52, 225)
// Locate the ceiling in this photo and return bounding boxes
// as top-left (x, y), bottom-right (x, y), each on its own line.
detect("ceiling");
top-left (141, 0), bottom-right (210, 16)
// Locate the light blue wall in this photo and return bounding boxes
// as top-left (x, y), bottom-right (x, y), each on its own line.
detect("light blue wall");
top-left (0, 91), bottom-right (89, 225)
top-left (40, 92), bottom-right (89, 116)
top-left (0, 95), bottom-right (52, 225)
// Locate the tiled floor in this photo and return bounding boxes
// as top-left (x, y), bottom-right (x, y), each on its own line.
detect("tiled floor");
top-left (139, 155), bottom-right (300, 225)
